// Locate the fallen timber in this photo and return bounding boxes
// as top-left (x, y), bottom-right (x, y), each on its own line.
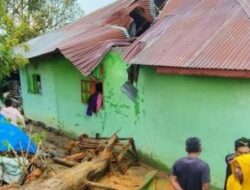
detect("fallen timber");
top-left (18, 134), bottom-right (139, 190)
top-left (22, 135), bottom-right (118, 190)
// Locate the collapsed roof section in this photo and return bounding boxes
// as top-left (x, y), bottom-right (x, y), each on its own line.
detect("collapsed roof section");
top-left (18, 0), bottom-right (158, 75)
top-left (124, 0), bottom-right (250, 78)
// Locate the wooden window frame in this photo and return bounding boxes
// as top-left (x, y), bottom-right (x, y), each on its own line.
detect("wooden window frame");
top-left (81, 80), bottom-right (96, 104)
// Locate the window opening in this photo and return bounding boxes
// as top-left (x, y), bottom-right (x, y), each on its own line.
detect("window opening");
top-left (28, 73), bottom-right (42, 94)
top-left (129, 8), bottom-right (151, 36)
top-left (84, 81), bottom-right (103, 116)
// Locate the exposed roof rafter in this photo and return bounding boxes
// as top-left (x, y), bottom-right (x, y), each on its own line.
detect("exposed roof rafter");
top-left (236, 0), bottom-right (250, 18)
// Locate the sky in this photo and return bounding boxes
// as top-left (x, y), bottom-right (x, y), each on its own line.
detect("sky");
top-left (0, 1), bottom-right (116, 35)
top-left (78, 0), bottom-right (117, 14)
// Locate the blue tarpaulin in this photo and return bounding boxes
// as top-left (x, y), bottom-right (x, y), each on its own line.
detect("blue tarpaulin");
top-left (0, 121), bottom-right (36, 154)
top-left (0, 114), bottom-right (5, 123)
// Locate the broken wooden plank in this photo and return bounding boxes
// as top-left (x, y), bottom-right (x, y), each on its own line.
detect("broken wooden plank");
top-left (52, 157), bottom-right (78, 167)
top-left (23, 135), bottom-right (118, 190)
top-left (64, 152), bottom-right (86, 162)
top-left (137, 170), bottom-right (158, 190)
top-left (117, 142), bottom-right (131, 162)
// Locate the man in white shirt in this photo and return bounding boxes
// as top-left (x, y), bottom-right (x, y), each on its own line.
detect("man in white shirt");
top-left (0, 98), bottom-right (25, 127)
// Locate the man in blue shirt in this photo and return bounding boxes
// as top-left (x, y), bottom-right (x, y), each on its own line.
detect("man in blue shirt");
top-left (170, 137), bottom-right (210, 190)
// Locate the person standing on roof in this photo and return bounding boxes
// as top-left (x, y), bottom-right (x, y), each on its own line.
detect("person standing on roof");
top-left (170, 137), bottom-right (210, 190)
top-left (0, 98), bottom-right (25, 127)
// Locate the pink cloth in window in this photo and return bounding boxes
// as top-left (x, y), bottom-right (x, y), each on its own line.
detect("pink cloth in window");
top-left (96, 94), bottom-right (103, 111)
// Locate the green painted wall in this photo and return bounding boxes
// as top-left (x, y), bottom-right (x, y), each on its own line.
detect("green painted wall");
top-left (100, 57), bottom-right (250, 188)
top-left (51, 55), bottom-right (110, 136)
top-left (127, 67), bottom-right (250, 188)
top-left (20, 52), bottom-right (250, 188)
top-left (20, 52), bottom-right (135, 137)
top-left (20, 57), bottom-right (58, 126)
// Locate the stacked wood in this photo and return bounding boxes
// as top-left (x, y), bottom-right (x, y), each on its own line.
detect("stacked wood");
top-left (52, 157), bottom-right (78, 167)
top-left (22, 135), bottom-right (119, 190)
top-left (64, 152), bottom-right (86, 162)
top-left (13, 133), bottom-right (139, 190)
top-left (8, 80), bottom-right (20, 99)
top-left (74, 135), bottom-right (139, 174)
top-left (78, 135), bottom-right (137, 154)
top-left (8, 80), bottom-right (22, 108)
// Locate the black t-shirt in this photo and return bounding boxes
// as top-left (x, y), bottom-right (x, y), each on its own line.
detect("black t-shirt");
top-left (172, 156), bottom-right (210, 190)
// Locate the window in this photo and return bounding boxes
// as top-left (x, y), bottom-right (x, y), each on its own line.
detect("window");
top-left (129, 8), bottom-right (151, 36)
top-left (81, 80), bottom-right (103, 103)
top-left (81, 80), bottom-right (96, 103)
top-left (28, 74), bottom-right (42, 94)
top-left (81, 64), bottom-right (104, 104)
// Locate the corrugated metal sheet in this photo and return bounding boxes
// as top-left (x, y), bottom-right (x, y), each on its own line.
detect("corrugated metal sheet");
top-left (159, 0), bottom-right (202, 18)
top-left (60, 26), bottom-right (131, 75)
top-left (124, 0), bottom-right (250, 76)
top-left (103, 0), bottom-right (157, 28)
top-left (236, 0), bottom-right (250, 17)
top-left (18, 0), bottom-right (156, 76)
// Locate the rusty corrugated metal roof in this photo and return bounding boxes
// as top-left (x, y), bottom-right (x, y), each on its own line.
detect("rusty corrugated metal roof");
top-left (236, 0), bottom-right (250, 17)
top-left (19, 0), bottom-right (156, 75)
top-left (60, 26), bottom-right (131, 75)
top-left (124, 0), bottom-right (250, 77)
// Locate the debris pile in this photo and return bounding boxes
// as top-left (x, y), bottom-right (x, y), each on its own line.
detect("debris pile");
top-left (65, 134), bottom-right (139, 174)
top-left (0, 130), bottom-right (140, 190)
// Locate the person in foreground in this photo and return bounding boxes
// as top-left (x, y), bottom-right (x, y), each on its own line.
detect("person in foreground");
top-left (0, 98), bottom-right (25, 127)
top-left (224, 137), bottom-right (250, 190)
top-left (227, 154), bottom-right (250, 190)
top-left (170, 137), bottom-right (210, 190)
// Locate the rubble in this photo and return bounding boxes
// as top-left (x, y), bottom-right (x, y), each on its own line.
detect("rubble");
top-left (0, 124), bottom-right (171, 190)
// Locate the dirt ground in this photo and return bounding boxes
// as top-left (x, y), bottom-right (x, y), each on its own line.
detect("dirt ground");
top-left (0, 123), bottom-right (173, 190)
top-left (93, 164), bottom-right (173, 190)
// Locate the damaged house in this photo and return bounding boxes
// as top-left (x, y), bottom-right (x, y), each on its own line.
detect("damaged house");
top-left (123, 0), bottom-right (250, 188)
top-left (18, 0), bottom-right (250, 188)
top-left (18, 0), bottom-right (161, 133)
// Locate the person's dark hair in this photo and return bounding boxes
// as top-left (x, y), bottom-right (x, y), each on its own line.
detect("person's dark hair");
top-left (186, 137), bottom-right (201, 153)
top-left (234, 137), bottom-right (249, 151)
top-left (95, 82), bottom-right (103, 93)
top-left (4, 98), bottom-right (12, 107)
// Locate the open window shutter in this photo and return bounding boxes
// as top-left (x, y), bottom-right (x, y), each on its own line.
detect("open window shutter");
top-left (28, 74), bottom-right (35, 93)
top-left (81, 80), bottom-right (89, 103)
top-left (89, 80), bottom-right (96, 95)
top-left (33, 74), bottom-right (38, 93)
top-left (81, 80), bottom-right (97, 104)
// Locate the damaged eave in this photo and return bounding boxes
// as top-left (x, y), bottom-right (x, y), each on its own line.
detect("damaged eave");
top-left (58, 26), bottom-right (131, 76)
top-left (124, 0), bottom-right (250, 79)
top-left (18, 0), bottom-right (158, 77)
top-left (236, 0), bottom-right (250, 18)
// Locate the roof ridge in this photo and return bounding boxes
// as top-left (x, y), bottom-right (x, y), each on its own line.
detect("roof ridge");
top-left (235, 0), bottom-right (250, 18)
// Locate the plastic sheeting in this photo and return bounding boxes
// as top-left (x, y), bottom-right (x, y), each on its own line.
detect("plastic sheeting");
top-left (0, 157), bottom-right (28, 184)
top-left (0, 122), bottom-right (36, 154)
top-left (0, 114), bottom-right (4, 123)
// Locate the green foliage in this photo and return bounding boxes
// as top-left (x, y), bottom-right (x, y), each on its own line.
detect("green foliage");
top-left (0, 45), bottom-right (28, 81)
top-left (31, 130), bottom-right (47, 146)
top-left (1, 140), bottom-right (13, 152)
top-left (0, 0), bottom-right (83, 80)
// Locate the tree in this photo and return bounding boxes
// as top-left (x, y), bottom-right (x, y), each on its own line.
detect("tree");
top-left (0, 0), bottom-right (83, 80)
